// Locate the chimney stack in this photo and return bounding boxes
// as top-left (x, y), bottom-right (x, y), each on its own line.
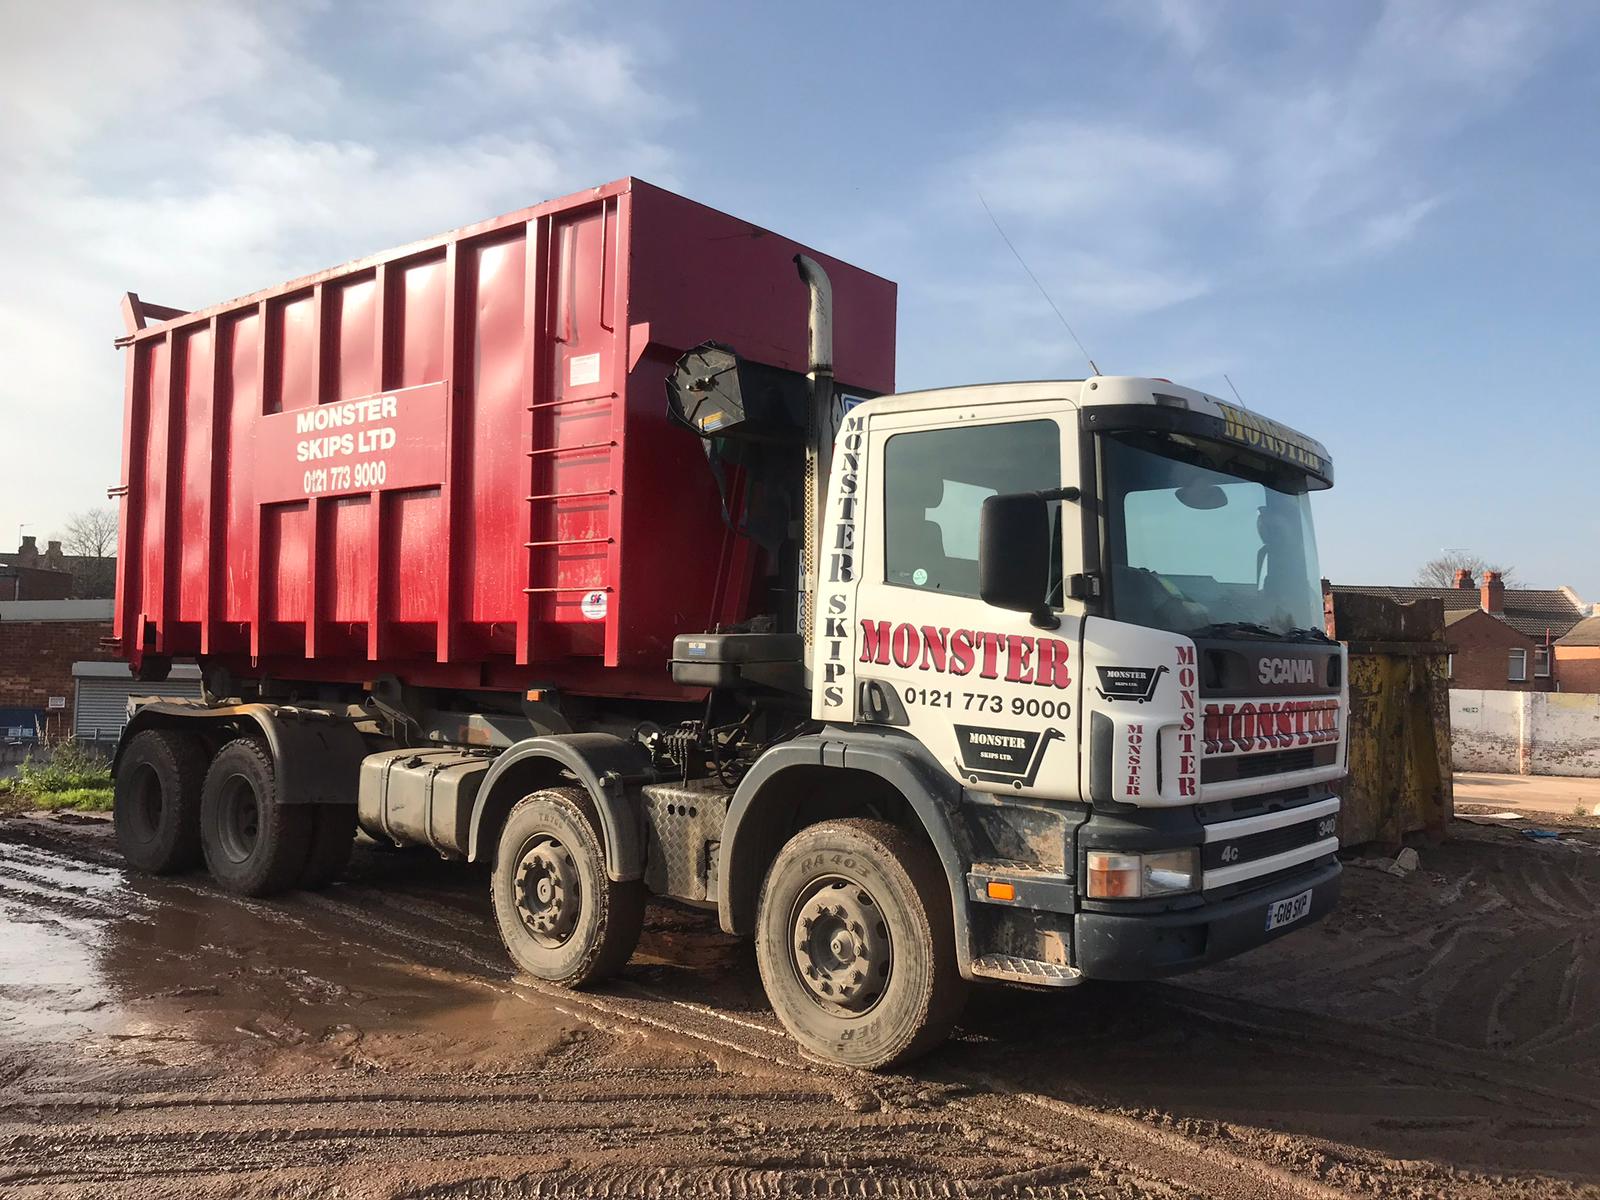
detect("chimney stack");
top-left (44, 540), bottom-right (65, 570)
top-left (16, 535), bottom-right (38, 567)
top-left (1481, 570), bottom-right (1505, 615)
top-left (1453, 568), bottom-right (1474, 589)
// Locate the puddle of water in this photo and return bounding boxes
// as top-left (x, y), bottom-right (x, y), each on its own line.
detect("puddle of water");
top-left (0, 831), bottom-right (601, 1075)
top-left (0, 842), bottom-right (126, 1041)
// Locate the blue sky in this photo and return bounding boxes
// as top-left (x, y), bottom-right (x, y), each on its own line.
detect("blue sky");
top-left (3, 0), bottom-right (1597, 597)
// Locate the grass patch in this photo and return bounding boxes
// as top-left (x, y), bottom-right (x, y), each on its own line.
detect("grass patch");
top-left (0, 782), bottom-right (27, 818)
top-left (3, 741), bottom-right (115, 814)
top-left (30, 786), bottom-right (114, 812)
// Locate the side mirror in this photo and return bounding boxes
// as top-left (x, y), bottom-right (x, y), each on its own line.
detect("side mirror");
top-left (979, 489), bottom-right (1074, 630)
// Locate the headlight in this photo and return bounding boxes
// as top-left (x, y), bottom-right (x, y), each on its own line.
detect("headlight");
top-left (1086, 848), bottom-right (1200, 899)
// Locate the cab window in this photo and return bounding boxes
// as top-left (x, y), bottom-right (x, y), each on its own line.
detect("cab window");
top-left (883, 420), bottom-right (1061, 597)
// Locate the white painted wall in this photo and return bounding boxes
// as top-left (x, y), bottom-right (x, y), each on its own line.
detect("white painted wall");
top-left (1451, 689), bottom-right (1600, 777)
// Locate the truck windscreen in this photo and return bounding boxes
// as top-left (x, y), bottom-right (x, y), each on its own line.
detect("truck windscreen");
top-left (1101, 428), bottom-right (1327, 641)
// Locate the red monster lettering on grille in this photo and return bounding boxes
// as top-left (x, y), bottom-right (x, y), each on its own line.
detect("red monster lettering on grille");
top-left (1202, 698), bottom-right (1339, 757)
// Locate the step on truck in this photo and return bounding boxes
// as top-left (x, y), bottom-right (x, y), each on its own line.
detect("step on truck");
top-left (110, 178), bottom-right (1346, 1068)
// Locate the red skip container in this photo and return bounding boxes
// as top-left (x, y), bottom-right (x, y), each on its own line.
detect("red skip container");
top-left (113, 179), bottom-right (896, 699)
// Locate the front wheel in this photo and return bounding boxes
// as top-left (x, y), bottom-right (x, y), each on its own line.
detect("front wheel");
top-left (490, 788), bottom-right (644, 987)
top-left (756, 819), bottom-right (967, 1070)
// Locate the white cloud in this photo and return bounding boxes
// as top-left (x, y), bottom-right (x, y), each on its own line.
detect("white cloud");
top-left (1120, 0), bottom-right (1219, 59)
top-left (1366, 0), bottom-right (1556, 90)
top-left (887, 0), bottom-right (1578, 399)
top-left (0, 0), bottom-right (677, 543)
top-left (402, 0), bottom-right (568, 42)
top-left (1350, 195), bottom-right (1445, 259)
top-left (944, 0), bottom-right (1570, 324)
top-left (958, 119), bottom-right (1232, 225)
top-left (921, 119), bottom-right (1231, 337)
top-left (463, 35), bottom-right (672, 117)
top-left (1235, 0), bottom-right (1564, 251)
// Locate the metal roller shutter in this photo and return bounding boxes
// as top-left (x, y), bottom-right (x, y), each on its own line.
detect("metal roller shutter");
top-left (72, 664), bottom-right (203, 745)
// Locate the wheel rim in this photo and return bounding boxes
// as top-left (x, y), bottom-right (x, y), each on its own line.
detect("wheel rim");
top-left (514, 834), bottom-right (581, 947)
top-left (215, 774), bottom-right (261, 864)
top-left (127, 762), bottom-right (163, 838)
top-left (789, 874), bottom-right (892, 1015)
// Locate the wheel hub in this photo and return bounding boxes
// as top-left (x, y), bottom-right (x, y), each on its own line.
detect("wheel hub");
top-left (216, 774), bottom-right (261, 864)
top-left (515, 835), bottom-right (580, 946)
top-left (791, 878), bottom-right (890, 1011)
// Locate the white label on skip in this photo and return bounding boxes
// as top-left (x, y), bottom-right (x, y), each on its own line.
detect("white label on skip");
top-left (568, 353), bottom-right (601, 386)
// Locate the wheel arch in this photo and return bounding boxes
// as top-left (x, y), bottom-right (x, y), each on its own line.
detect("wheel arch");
top-left (717, 729), bottom-right (974, 974)
top-left (468, 733), bottom-right (650, 882)
top-left (116, 702), bottom-right (366, 805)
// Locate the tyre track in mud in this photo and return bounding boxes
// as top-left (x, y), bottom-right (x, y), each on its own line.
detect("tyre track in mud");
top-left (287, 873), bottom-right (1451, 1198)
top-left (279, 890), bottom-right (1283, 1196)
top-left (1415, 840), bottom-right (1600, 1056)
top-left (0, 822), bottom-right (1199, 1199)
top-left (2, 818), bottom-right (1598, 1198)
top-left (0, 822), bottom-right (1584, 1199)
top-left (1183, 828), bottom-right (1600, 1076)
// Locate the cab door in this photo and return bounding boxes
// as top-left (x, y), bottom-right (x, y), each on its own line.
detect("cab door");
top-left (849, 402), bottom-right (1085, 801)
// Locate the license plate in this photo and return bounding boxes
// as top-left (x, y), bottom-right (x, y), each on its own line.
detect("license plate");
top-left (1264, 888), bottom-right (1313, 931)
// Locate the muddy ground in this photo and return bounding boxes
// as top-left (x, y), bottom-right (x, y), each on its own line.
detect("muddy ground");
top-left (3, 811), bottom-right (1599, 1199)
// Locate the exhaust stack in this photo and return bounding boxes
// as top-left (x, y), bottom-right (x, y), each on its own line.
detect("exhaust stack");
top-left (794, 255), bottom-right (836, 653)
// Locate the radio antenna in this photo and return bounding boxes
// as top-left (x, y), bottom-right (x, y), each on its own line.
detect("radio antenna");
top-left (1223, 373), bottom-right (1244, 405)
top-left (975, 188), bottom-right (1100, 377)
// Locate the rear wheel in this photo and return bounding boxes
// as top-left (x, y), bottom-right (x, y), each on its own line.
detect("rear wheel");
top-left (490, 787), bottom-right (644, 986)
top-left (113, 729), bottom-right (208, 874)
top-left (756, 819), bottom-right (967, 1070)
top-left (199, 738), bottom-right (312, 897)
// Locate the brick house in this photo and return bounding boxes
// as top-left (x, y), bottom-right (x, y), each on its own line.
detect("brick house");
top-left (1554, 617), bottom-right (1600, 693)
top-left (0, 535), bottom-right (116, 600)
top-left (1329, 571), bottom-right (1588, 691)
top-left (1, 599), bottom-right (204, 753)
top-left (0, 599), bottom-right (117, 742)
top-left (0, 536), bottom-right (74, 600)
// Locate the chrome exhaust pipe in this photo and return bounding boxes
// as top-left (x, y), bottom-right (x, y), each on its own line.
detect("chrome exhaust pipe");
top-left (793, 255), bottom-right (835, 654)
top-left (794, 254), bottom-right (834, 382)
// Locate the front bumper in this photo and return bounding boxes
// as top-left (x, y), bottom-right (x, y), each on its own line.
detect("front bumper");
top-left (1073, 859), bottom-right (1341, 980)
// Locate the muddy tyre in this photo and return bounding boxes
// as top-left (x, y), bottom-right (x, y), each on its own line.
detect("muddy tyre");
top-left (113, 729), bottom-right (209, 874)
top-left (199, 738), bottom-right (312, 897)
top-left (300, 803), bottom-right (357, 889)
top-left (756, 819), bottom-right (967, 1070)
top-left (491, 787), bottom-right (644, 987)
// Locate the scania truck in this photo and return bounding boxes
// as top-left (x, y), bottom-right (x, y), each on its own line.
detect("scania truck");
top-left (110, 178), bottom-right (1345, 1068)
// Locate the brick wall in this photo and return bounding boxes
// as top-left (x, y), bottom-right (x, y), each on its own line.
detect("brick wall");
top-left (1453, 689), bottom-right (1600, 776)
top-left (1446, 610), bottom-right (1551, 691)
top-left (0, 619), bottom-right (115, 739)
top-left (1555, 646), bottom-right (1600, 694)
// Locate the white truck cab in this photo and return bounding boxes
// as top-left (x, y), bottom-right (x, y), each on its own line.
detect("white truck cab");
top-left (800, 375), bottom-right (1345, 986)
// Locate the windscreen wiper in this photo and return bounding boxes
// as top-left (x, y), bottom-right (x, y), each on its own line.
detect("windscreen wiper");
top-left (1279, 626), bottom-right (1337, 644)
top-left (1188, 621), bottom-right (1336, 644)
top-left (1187, 620), bottom-right (1282, 640)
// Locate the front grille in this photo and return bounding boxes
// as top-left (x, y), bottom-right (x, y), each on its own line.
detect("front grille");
top-left (1203, 854), bottom-right (1337, 901)
top-left (1202, 814), bottom-right (1333, 870)
top-left (1198, 789), bottom-right (1314, 825)
top-left (1201, 744), bottom-right (1336, 784)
